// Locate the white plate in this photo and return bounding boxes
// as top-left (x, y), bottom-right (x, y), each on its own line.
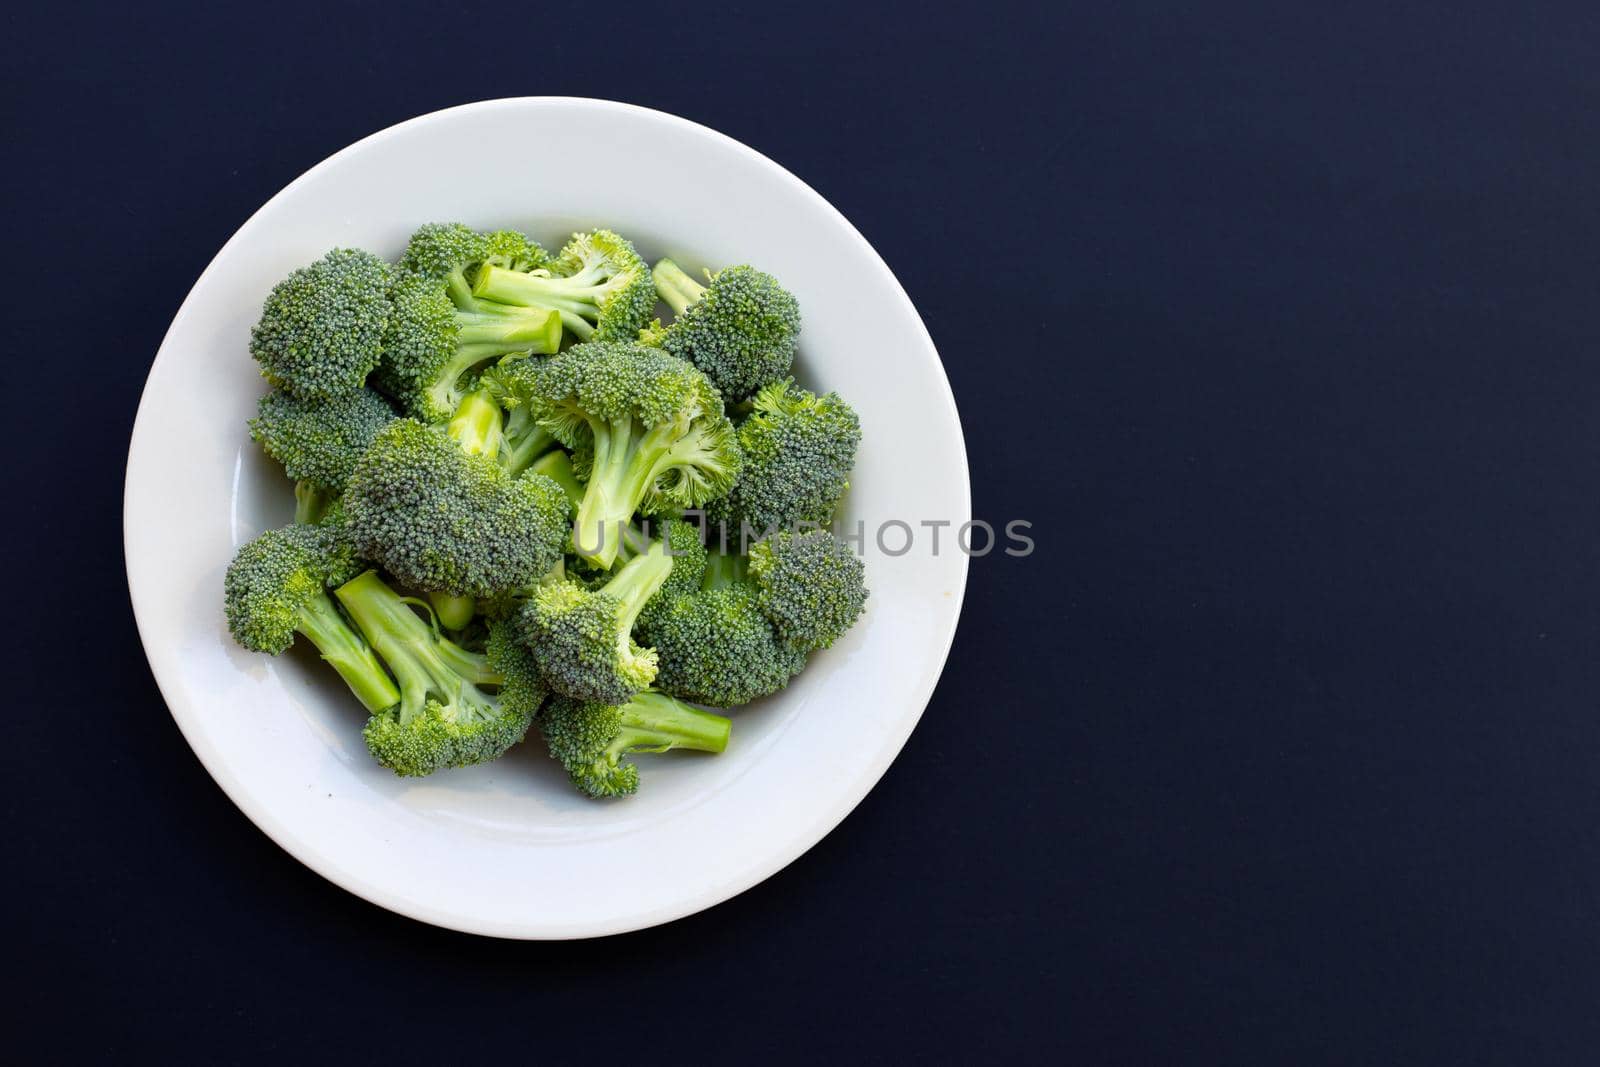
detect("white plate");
top-left (124, 98), bottom-right (970, 938)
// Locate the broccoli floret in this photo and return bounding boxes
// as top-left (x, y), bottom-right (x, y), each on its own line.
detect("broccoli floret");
top-left (706, 378), bottom-right (860, 537)
top-left (472, 229), bottom-right (656, 343)
top-left (249, 387), bottom-right (397, 522)
top-left (516, 539), bottom-right (676, 704)
top-left (485, 342), bottom-right (740, 568)
top-left (748, 529), bottom-right (868, 651)
top-left (642, 584), bottom-right (804, 707)
top-left (342, 394), bottom-right (570, 600)
top-left (541, 689), bottom-right (731, 798)
top-left (647, 259), bottom-right (799, 401)
top-left (250, 249), bottom-right (391, 400)
top-left (224, 524), bottom-right (399, 713)
top-left (380, 225), bottom-right (563, 423)
top-left (335, 570), bottom-right (540, 776)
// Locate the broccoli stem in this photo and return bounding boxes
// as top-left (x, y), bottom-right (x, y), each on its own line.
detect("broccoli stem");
top-left (428, 592), bottom-right (477, 631)
top-left (529, 449), bottom-right (584, 507)
top-left (294, 479), bottom-right (334, 524)
top-left (500, 405), bottom-right (554, 478)
top-left (573, 416), bottom-right (681, 568)
top-left (702, 549), bottom-right (748, 590)
top-left (615, 691), bottom-right (731, 755)
top-left (471, 265), bottom-right (602, 340)
top-left (335, 570), bottom-right (497, 725)
top-left (455, 306), bottom-right (562, 354)
top-left (605, 540), bottom-right (675, 637)
top-left (295, 593), bottom-right (401, 713)
top-left (651, 259), bottom-right (706, 318)
top-left (446, 390), bottom-right (503, 459)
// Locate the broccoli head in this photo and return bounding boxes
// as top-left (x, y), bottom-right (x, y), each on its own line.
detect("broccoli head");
top-left (336, 571), bottom-right (540, 776)
top-left (380, 224), bottom-right (563, 423)
top-left (250, 248), bottom-right (391, 400)
top-left (472, 229), bottom-right (656, 343)
top-left (647, 259), bottom-right (799, 401)
top-left (642, 583), bottom-right (804, 707)
top-left (249, 387), bottom-right (397, 522)
top-left (342, 411), bottom-right (570, 598)
top-left (707, 378), bottom-right (860, 538)
top-left (749, 529), bottom-right (868, 651)
top-left (516, 539), bottom-right (676, 704)
top-left (486, 342), bottom-right (740, 568)
top-left (541, 689), bottom-right (731, 798)
top-left (223, 524), bottom-right (398, 713)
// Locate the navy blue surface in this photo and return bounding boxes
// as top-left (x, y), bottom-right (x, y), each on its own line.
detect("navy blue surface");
top-left (9, 1), bottom-right (1600, 1061)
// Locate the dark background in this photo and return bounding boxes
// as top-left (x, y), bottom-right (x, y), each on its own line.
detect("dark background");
top-left (8, 1), bottom-right (1600, 1062)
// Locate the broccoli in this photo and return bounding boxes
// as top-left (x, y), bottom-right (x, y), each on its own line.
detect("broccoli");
top-left (541, 689), bottom-right (731, 798)
top-left (249, 387), bottom-right (397, 523)
top-left (472, 229), bottom-right (656, 343)
top-left (499, 402), bottom-right (556, 478)
top-left (380, 224), bottom-right (563, 423)
top-left (642, 584), bottom-right (804, 708)
top-left (485, 342), bottom-right (740, 568)
top-left (516, 539), bottom-right (676, 704)
top-left (250, 248), bottom-right (391, 401)
top-left (527, 448), bottom-right (584, 509)
top-left (749, 529), bottom-right (868, 651)
top-left (335, 570), bottom-right (541, 776)
top-left (342, 392), bottom-right (570, 607)
top-left (223, 524), bottom-right (399, 713)
top-left (706, 378), bottom-right (860, 538)
top-left (646, 259), bottom-right (800, 401)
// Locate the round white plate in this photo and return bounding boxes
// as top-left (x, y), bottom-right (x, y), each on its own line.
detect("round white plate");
top-left (124, 98), bottom-right (970, 938)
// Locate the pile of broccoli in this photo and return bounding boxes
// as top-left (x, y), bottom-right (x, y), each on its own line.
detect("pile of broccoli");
top-left (225, 224), bottom-right (867, 798)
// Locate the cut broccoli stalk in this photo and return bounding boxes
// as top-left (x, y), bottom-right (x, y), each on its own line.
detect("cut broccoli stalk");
top-left (651, 258), bottom-right (706, 317)
top-left (611, 690), bottom-right (730, 753)
top-left (292, 593), bottom-right (401, 713)
top-left (294, 479), bottom-right (334, 524)
top-left (474, 265), bottom-right (611, 340)
top-left (445, 389), bottom-right (503, 459)
top-left (334, 570), bottom-right (497, 727)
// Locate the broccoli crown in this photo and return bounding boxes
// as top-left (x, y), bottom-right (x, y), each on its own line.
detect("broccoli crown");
top-left (707, 378), bottom-right (861, 535)
top-left (471, 229), bottom-right (656, 342)
top-left (748, 529), bottom-right (868, 651)
top-left (540, 689), bottom-right (731, 799)
top-left (642, 584), bottom-right (805, 707)
top-left (343, 419), bottom-right (570, 597)
top-left (516, 541), bottom-right (675, 704)
top-left (486, 343), bottom-right (740, 567)
top-left (397, 222), bottom-right (548, 281)
top-left (638, 517), bottom-right (708, 630)
top-left (249, 248), bottom-right (390, 400)
top-left (337, 571), bottom-right (535, 777)
top-left (650, 260), bottom-right (800, 401)
top-left (248, 387), bottom-right (397, 493)
top-left (224, 523), bottom-right (359, 653)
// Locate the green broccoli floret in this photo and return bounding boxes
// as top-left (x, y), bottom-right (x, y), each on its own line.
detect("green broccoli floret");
top-left (249, 387), bottom-right (397, 523)
top-left (642, 584), bottom-right (804, 707)
top-left (516, 539), bottom-right (676, 704)
top-left (748, 529), bottom-right (868, 651)
top-left (647, 259), bottom-right (800, 401)
top-left (342, 393), bottom-right (570, 601)
top-left (541, 689), bottom-right (731, 798)
top-left (335, 570), bottom-right (541, 776)
top-left (250, 249), bottom-right (391, 401)
top-left (380, 224), bottom-right (563, 423)
top-left (224, 524), bottom-right (399, 713)
top-left (706, 378), bottom-right (860, 537)
top-left (485, 342), bottom-right (740, 568)
top-left (472, 229), bottom-right (656, 343)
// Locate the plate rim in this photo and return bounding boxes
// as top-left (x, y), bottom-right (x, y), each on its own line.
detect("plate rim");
top-left (123, 96), bottom-right (971, 939)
